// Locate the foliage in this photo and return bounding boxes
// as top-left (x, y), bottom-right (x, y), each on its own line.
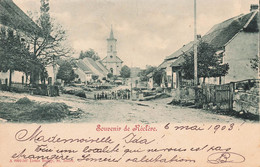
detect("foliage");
top-left (16, 97), bottom-right (32, 104)
top-left (107, 73), bottom-right (113, 79)
top-left (180, 41), bottom-right (229, 82)
top-left (0, 27), bottom-right (32, 86)
top-left (120, 65), bottom-right (131, 78)
top-left (153, 69), bottom-right (166, 86)
top-left (23, 0), bottom-right (72, 84)
top-left (138, 66), bottom-right (157, 81)
top-left (56, 61), bottom-right (76, 84)
top-left (250, 55), bottom-right (259, 71)
top-left (91, 75), bottom-right (99, 81)
top-left (79, 49), bottom-right (100, 60)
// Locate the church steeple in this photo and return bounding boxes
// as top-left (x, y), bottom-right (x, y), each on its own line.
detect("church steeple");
top-left (108, 25), bottom-right (115, 39)
top-left (103, 25), bottom-right (122, 76)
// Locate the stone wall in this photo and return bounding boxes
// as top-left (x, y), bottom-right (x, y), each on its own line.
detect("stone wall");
top-left (171, 87), bottom-right (196, 104)
top-left (233, 86), bottom-right (259, 116)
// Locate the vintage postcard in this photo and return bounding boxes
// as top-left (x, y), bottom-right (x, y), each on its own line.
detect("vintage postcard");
top-left (0, 0), bottom-right (259, 166)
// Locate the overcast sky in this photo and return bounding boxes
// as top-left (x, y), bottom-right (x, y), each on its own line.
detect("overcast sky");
top-left (13, 0), bottom-right (258, 68)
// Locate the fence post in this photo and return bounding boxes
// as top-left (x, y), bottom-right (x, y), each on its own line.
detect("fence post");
top-left (229, 82), bottom-right (235, 112)
top-left (206, 84), bottom-right (209, 103)
top-left (248, 79), bottom-right (251, 90)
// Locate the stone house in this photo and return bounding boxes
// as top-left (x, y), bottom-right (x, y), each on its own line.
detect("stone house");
top-left (159, 5), bottom-right (259, 88)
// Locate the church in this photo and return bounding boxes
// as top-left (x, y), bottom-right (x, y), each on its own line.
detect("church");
top-left (102, 27), bottom-right (123, 76)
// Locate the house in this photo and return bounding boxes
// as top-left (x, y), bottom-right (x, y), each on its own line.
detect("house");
top-left (74, 58), bottom-right (109, 83)
top-left (0, 0), bottom-right (58, 85)
top-left (158, 41), bottom-right (194, 88)
top-left (102, 27), bottom-right (123, 76)
top-left (0, 0), bottom-right (40, 85)
top-left (203, 5), bottom-right (259, 83)
top-left (159, 4), bottom-right (259, 88)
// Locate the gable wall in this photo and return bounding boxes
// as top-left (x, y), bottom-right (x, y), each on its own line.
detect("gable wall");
top-left (224, 31), bottom-right (258, 83)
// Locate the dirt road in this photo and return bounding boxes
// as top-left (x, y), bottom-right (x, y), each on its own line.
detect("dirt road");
top-left (0, 91), bottom-right (248, 123)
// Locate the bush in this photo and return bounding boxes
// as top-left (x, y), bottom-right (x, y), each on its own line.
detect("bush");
top-left (33, 84), bottom-right (48, 96)
top-left (74, 90), bottom-right (86, 98)
top-left (16, 97), bottom-right (32, 104)
top-left (62, 87), bottom-right (86, 98)
top-left (10, 86), bottom-right (29, 93)
top-left (0, 84), bottom-right (9, 91)
top-left (19, 103), bottom-right (70, 122)
top-left (48, 85), bottom-right (59, 97)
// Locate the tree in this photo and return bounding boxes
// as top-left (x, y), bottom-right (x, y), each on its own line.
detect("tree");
top-left (91, 75), bottom-right (99, 82)
top-left (152, 69), bottom-right (166, 86)
top-left (107, 73), bottom-right (113, 79)
top-left (56, 61), bottom-right (76, 84)
top-left (0, 27), bottom-right (31, 87)
top-left (180, 41), bottom-right (229, 84)
top-left (138, 66), bottom-right (157, 81)
top-left (250, 55), bottom-right (259, 71)
top-left (120, 65), bottom-right (131, 78)
top-left (24, 0), bottom-right (71, 84)
top-left (79, 49), bottom-right (100, 60)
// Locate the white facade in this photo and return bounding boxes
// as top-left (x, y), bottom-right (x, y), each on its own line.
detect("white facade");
top-left (102, 27), bottom-right (123, 76)
top-left (74, 68), bottom-right (92, 83)
top-left (46, 64), bottom-right (59, 85)
top-left (0, 70), bottom-right (26, 85)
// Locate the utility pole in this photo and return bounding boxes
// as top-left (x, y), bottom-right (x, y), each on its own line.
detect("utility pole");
top-left (130, 61), bottom-right (133, 100)
top-left (194, 0), bottom-right (198, 86)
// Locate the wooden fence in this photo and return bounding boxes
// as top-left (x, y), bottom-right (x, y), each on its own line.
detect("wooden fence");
top-left (197, 79), bottom-right (259, 111)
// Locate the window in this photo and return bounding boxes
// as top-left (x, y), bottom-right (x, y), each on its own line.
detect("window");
top-left (110, 45), bottom-right (113, 51)
top-left (110, 55), bottom-right (113, 58)
top-left (110, 68), bottom-right (113, 74)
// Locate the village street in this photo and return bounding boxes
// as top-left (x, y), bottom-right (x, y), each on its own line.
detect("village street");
top-left (0, 91), bottom-right (248, 124)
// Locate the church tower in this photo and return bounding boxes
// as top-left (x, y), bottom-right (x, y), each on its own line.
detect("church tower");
top-left (102, 26), bottom-right (123, 76)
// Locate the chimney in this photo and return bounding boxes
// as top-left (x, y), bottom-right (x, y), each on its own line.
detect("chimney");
top-left (250, 4), bottom-right (258, 12)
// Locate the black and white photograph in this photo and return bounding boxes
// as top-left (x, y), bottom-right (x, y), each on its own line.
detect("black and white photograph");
top-left (0, 0), bottom-right (259, 123)
top-left (0, 0), bottom-right (259, 166)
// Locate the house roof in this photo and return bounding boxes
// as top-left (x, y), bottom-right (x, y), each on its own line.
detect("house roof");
top-left (202, 11), bottom-right (257, 49)
top-left (0, 0), bottom-right (41, 34)
top-left (165, 41), bottom-right (194, 60)
top-left (170, 55), bottom-right (185, 67)
top-left (147, 72), bottom-right (153, 78)
top-left (159, 10), bottom-right (259, 70)
top-left (76, 58), bottom-right (109, 78)
top-left (158, 57), bottom-right (182, 70)
top-left (76, 59), bottom-right (93, 73)
top-left (96, 60), bottom-right (109, 73)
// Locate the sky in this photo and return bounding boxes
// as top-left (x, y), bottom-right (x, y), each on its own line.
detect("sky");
top-left (13, 0), bottom-right (258, 68)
